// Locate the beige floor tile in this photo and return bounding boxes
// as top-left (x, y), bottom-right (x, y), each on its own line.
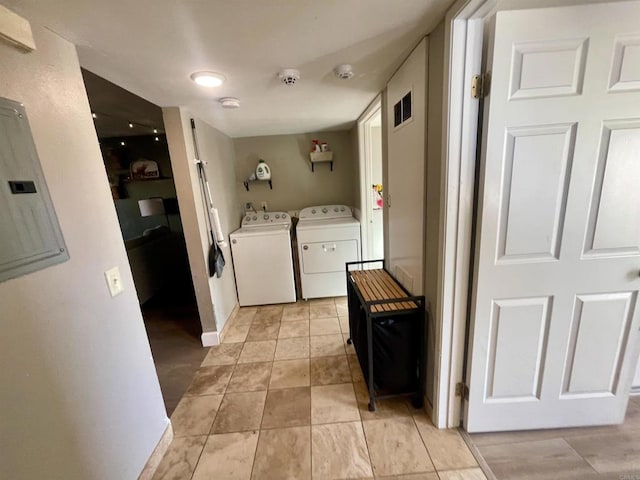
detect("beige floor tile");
top-left (246, 322), bottom-right (280, 341)
top-left (310, 297), bottom-right (335, 305)
top-left (336, 303), bottom-right (349, 316)
top-left (186, 365), bottom-right (234, 395)
top-left (338, 316), bottom-right (350, 333)
top-left (152, 435), bottom-right (207, 480)
top-left (226, 362), bottom-right (272, 393)
top-left (347, 354), bottom-right (364, 382)
top-left (310, 303), bottom-right (338, 319)
top-left (437, 468), bottom-right (487, 480)
top-left (278, 320), bottom-right (310, 338)
top-left (353, 381), bottom-right (412, 420)
top-left (210, 391), bottom-right (267, 433)
top-left (413, 414), bottom-right (477, 471)
top-left (310, 334), bottom-right (346, 357)
top-left (261, 386), bottom-right (311, 429)
top-left (363, 417), bottom-right (435, 476)
top-left (233, 307), bottom-right (258, 325)
top-left (191, 431), bottom-right (259, 480)
top-left (310, 355), bottom-right (351, 385)
top-left (282, 305), bottom-right (310, 322)
top-left (311, 421), bottom-right (373, 479)
top-left (334, 296), bottom-right (348, 305)
top-left (237, 340), bottom-right (276, 364)
top-left (201, 343), bottom-right (243, 366)
top-left (310, 317), bottom-right (341, 335)
top-left (223, 323), bottom-right (251, 343)
top-left (565, 431), bottom-right (640, 473)
top-left (275, 337), bottom-right (310, 360)
top-left (343, 333), bottom-right (356, 354)
top-left (478, 438), bottom-right (596, 480)
top-left (171, 394), bottom-right (223, 437)
top-left (270, 359), bottom-right (310, 389)
top-left (311, 383), bottom-right (360, 424)
top-left (377, 474), bottom-right (439, 480)
top-left (251, 426), bottom-right (311, 479)
top-left (254, 305), bottom-right (283, 324)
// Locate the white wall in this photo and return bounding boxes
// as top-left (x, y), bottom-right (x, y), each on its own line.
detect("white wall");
top-left (164, 108), bottom-right (241, 336)
top-left (370, 125), bottom-right (384, 260)
top-left (0, 21), bottom-right (168, 480)
top-left (385, 37), bottom-right (428, 295)
top-left (425, 21), bottom-right (446, 407)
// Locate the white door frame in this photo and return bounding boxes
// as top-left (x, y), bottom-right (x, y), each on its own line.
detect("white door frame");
top-left (358, 95), bottom-right (382, 261)
top-left (434, 0), bottom-right (494, 428)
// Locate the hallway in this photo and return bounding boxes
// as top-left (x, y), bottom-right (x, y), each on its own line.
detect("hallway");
top-left (152, 297), bottom-right (485, 479)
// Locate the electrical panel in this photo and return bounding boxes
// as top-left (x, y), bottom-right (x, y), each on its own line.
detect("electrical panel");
top-left (0, 97), bottom-right (69, 282)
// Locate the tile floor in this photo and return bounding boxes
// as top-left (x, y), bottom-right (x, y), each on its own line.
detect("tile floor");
top-left (143, 293), bottom-right (209, 415)
top-left (152, 297), bottom-right (485, 480)
top-left (468, 396), bottom-right (640, 480)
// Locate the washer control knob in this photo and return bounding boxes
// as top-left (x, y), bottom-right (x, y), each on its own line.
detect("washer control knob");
top-left (311, 209), bottom-right (316, 214)
top-left (245, 216), bottom-right (251, 221)
top-left (275, 214), bottom-right (280, 219)
top-left (264, 214), bottom-right (269, 220)
top-left (303, 245), bottom-right (309, 250)
top-left (340, 207), bottom-right (345, 212)
top-left (334, 207), bottom-right (338, 212)
top-left (232, 239), bottom-right (237, 244)
top-left (322, 207), bottom-right (328, 213)
top-left (282, 213), bottom-right (287, 218)
top-left (253, 216), bottom-right (257, 220)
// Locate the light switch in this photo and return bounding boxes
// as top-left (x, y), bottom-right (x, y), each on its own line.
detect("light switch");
top-left (104, 266), bottom-right (124, 297)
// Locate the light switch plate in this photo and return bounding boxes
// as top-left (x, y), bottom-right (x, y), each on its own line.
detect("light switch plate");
top-left (104, 266), bottom-right (124, 297)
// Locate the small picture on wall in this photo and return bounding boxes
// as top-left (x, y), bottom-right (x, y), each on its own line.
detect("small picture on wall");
top-left (372, 184), bottom-right (383, 210)
top-left (130, 159), bottom-right (160, 179)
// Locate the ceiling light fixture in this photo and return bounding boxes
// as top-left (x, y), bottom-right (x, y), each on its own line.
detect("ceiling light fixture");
top-left (219, 97), bottom-right (240, 109)
top-left (120, 141), bottom-right (126, 146)
top-left (278, 68), bottom-right (300, 86)
top-left (334, 64), bottom-right (354, 80)
top-left (128, 122), bottom-right (134, 128)
top-left (190, 71), bottom-right (226, 87)
top-left (154, 136), bottom-right (160, 142)
top-left (92, 112), bottom-right (97, 119)
top-left (153, 129), bottom-right (158, 134)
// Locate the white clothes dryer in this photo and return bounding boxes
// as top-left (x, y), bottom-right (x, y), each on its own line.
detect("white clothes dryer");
top-left (296, 205), bottom-right (361, 299)
top-left (230, 212), bottom-right (296, 306)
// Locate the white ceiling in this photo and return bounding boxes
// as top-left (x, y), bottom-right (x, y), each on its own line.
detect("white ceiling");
top-left (4, 0), bottom-right (453, 138)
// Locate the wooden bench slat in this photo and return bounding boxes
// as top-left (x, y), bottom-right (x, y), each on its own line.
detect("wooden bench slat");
top-left (349, 268), bottom-right (417, 313)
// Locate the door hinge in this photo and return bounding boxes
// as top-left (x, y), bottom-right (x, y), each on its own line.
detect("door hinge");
top-left (455, 382), bottom-right (469, 400)
top-left (471, 72), bottom-right (490, 99)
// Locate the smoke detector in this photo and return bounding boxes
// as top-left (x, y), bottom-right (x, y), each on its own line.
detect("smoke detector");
top-left (334, 64), bottom-right (354, 80)
top-left (219, 97), bottom-right (240, 109)
top-left (279, 68), bottom-right (300, 86)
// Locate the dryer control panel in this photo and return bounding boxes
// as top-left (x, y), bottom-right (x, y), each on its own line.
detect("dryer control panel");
top-left (242, 211), bottom-right (291, 227)
top-left (299, 205), bottom-right (352, 220)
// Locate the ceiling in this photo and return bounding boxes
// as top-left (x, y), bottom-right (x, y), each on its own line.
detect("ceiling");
top-left (5, 0), bottom-right (453, 138)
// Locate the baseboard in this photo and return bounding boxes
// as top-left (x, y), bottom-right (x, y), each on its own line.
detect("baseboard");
top-left (631, 387), bottom-right (640, 396)
top-left (217, 304), bottom-right (239, 344)
top-left (138, 421), bottom-right (173, 480)
top-left (201, 331), bottom-right (220, 347)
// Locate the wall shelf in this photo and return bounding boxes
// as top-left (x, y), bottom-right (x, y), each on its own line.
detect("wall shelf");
top-left (243, 179), bottom-right (272, 191)
top-left (309, 151), bottom-right (333, 172)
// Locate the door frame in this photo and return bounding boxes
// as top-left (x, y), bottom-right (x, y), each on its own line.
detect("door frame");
top-left (357, 95), bottom-right (383, 261)
top-left (435, 0), bottom-right (494, 428)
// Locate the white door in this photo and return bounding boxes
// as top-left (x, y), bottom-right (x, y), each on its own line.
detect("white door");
top-left (466, 2), bottom-right (640, 432)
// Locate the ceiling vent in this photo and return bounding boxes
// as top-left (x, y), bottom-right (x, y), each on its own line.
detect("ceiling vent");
top-left (219, 97), bottom-right (240, 109)
top-left (278, 69), bottom-right (300, 86)
top-left (334, 64), bottom-right (354, 80)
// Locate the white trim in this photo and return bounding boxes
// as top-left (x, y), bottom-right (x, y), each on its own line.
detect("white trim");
top-left (436, 0), bottom-right (493, 428)
top-left (137, 421), bottom-right (173, 480)
top-left (357, 95), bottom-right (382, 262)
top-left (201, 330), bottom-right (220, 347)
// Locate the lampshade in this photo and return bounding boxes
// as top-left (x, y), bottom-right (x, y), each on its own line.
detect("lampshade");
top-left (138, 198), bottom-right (165, 217)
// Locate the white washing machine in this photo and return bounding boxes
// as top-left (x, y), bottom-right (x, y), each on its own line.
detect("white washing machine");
top-left (230, 211), bottom-right (296, 306)
top-left (296, 205), bottom-right (361, 299)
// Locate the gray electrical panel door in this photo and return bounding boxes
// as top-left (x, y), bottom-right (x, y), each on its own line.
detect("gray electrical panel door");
top-left (0, 97), bottom-right (69, 282)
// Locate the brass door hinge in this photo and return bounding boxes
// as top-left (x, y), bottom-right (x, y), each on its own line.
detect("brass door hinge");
top-left (455, 382), bottom-right (469, 400)
top-left (471, 73), bottom-right (490, 99)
